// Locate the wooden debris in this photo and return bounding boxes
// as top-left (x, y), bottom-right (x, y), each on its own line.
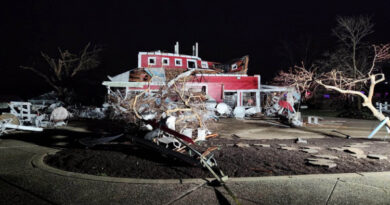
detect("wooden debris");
top-left (234, 142), bottom-right (250, 148)
top-left (280, 146), bottom-right (298, 151)
top-left (300, 149), bottom-right (319, 154)
top-left (253, 144), bottom-right (271, 148)
top-left (306, 158), bottom-right (337, 168)
top-left (312, 154), bottom-right (339, 160)
top-left (367, 154), bottom-right (388, 160)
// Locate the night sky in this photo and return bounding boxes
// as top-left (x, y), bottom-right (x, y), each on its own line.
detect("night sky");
top-left (1, 0), bottom-right (390, 102)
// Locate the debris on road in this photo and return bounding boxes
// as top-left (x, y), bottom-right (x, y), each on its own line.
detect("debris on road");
top-left (295, 137), bottom-right (307, 144)
top-left (367, 154), bottom-right (388, 160)
top-left (306, 158), bottom-right (337, 168)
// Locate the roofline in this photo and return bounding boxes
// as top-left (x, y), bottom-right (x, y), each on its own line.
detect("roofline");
top-left (138, 52), bottom-right (202, 60)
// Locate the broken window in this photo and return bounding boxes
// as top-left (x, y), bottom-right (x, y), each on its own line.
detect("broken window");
top-left (201, 61), bottom-right (208, 68)
top-left (187, 60), bottom-right (196, 69)
top-left (148, 57), bottom-right (156, 65)
top-left (162, 58), bottom-right (169, 65)
top-left (186, 85), bottom-right (205, 93)
top-left (243, 92), bottom-right (257, 106)
top-left (175, 59), bottom-right (182, 66)
top-left (223, 92), bottom-right (237, 108)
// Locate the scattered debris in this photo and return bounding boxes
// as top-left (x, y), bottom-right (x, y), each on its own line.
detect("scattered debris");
top-left (233, 106), bottom-right (245, 119)
top-left (280, 146), bottom-right (298, 151)
top-left (253, 144), bottom-right (271, 147)
top-left (262, 86), bottom-right (303, 126)
top-left (68, 106), bottom-right (107, 120)
top-left (367, 154), bottom-right (388, 160)
top-left (0, 101), bottom-right (68, 135)
top-left (329, 147), bottom-right (344, 152)
top-left (306, 158), bottom-right (337, 168)
top-left (217, 103), bottom-right (232, 116)
top-left (234, 142), bottom-right (250, 148)
top-left (295, 137), bottom-right (307, 144)
top-left (346, 143), bottom-right (370, 148)
top-left (50, 107), bottom-right (69, 122)
top-left (312, 154), bottom-right (339, 160)
top-left (302, 146), bottom-right (321, 150)
top-left (307, 116), bottom-right (321, 125)
top-left (343, 147), bottom-right (366, 158)
top-left (300, 149), bottom-right (319, 154)
top-left (344, 147), bottom-right (364, 155)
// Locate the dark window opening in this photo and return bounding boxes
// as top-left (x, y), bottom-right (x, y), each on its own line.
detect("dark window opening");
top-left (148, 58), bottom-right (156, 65)
top-left (188, 61), bottom-right (196, 68)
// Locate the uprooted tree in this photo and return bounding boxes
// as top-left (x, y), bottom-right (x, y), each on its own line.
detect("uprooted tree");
top-left (316, 44), bottom-right (390, 126)
top-left (20, 42), bottom-right (102, 102)
top-left (274, 44), bottom-right (390, 126)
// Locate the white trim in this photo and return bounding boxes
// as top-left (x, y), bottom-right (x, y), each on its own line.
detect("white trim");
top-left (175, 58), bottom-right (183, 66)
top-left (162, 57), bottom-right (170, 66)
top-left (240, 90), bottom-right (258, 108)
top-left (148, 57), bottom-right (157, 66)
top-left (255, 75), bottom-right (261, 90)
top-left (187, 59), bottom-right (197, 69)
top-left (102, 81), bottom-right (166, 88)
top-left (201, 61), bottom-right (208, 68)
top-left (138, 51), bottom-right (202, 60)
top-left (138, 53), bottom-right (142, 68)
top-left (224, 89), bottom-right (259, 92)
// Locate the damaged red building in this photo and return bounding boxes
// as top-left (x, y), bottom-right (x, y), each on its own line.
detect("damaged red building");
top-left (103, 42), bottom-right (261, 111)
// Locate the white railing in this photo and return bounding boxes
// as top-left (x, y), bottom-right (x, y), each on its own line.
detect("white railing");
top-left (376, 102), bottom-right (390, 113)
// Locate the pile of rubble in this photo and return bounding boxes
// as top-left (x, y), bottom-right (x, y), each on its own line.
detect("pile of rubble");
top-left (0, 91), bottom-right (110, 136)
top-left (108, 70), bottom-right (219, 144)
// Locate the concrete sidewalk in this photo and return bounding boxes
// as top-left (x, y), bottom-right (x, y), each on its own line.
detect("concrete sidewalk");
top-left (222, 117), bottom-right (390, 140)
top-left (1, 139), bottom-right (390, 205)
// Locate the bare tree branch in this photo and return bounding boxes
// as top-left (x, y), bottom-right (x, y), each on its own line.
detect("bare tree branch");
top-left (20, 43), bottom-right (102, 100)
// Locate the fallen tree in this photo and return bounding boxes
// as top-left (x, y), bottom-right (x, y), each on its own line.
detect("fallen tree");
top-left (274, 44), bottom-right (390, 126)
top-left (316, 44), bottom-right (390, 126)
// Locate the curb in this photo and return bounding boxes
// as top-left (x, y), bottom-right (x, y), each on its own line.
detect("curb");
top-left (31, 152), bottom-right (208, 184)
top-left (32, 152), bottom-right (390, 184)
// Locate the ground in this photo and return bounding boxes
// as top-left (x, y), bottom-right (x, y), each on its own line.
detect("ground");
top-left (29, 117), bottom-right (390, 179)
top-left (2, 116), bottom-right (390, 204)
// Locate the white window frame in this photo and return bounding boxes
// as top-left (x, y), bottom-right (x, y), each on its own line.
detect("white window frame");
top-left (187, 59), bottom-right (197, 69)
top-left (148, 57), bottom-right (157, 66)
top-left (231, 63), bottom-right (238, 70)
top-left (175, 58), bottom-right (182, 66)
top-left (201, 61), bottom-right (209, 68)
top-left (162, 57), bottom-right (170, 66)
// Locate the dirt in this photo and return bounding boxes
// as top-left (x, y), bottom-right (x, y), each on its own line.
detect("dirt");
top-left (45, 137), bottom-right (390, 179)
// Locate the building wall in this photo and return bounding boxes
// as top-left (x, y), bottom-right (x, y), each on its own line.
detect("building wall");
top-left (139, 53), bottom-right (202, 69)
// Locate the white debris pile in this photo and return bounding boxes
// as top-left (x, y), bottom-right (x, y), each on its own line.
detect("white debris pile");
top-left (216, 103), bottom-right (232, 116)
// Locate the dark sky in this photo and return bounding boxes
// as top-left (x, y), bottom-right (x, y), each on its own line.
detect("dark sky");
top-left (1, 0), bottom-right (390, 100)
